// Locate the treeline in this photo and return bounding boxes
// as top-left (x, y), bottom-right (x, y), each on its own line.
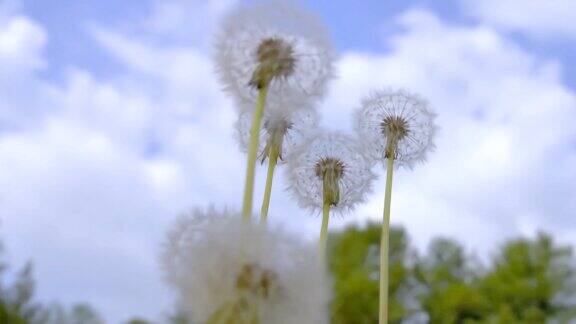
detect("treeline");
top-left (329, 224), bottom-right (576, 323)
top-left (0, 242), bottom-right (103, 324)
top-left (2, 226), bottom-right (575, 324)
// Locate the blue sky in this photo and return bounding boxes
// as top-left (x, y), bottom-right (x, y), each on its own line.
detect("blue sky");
top-left (21, 0), bottom-right (576, 88)
top-left (1, 0), bottom-right (576, 322)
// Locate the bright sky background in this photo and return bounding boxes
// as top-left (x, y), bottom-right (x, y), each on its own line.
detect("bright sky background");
top-left (1, 0), bottom-right (575, 322)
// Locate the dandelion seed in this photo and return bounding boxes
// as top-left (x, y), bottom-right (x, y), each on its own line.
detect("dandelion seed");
top-left (286, 131), bottom-right (375, 253)
top-left (355, 89), bottom-right (437, 169)
top-left (161, 208), bottom-right (331, 324)
top-left (354, 88), bottom-right (437, 324)
top-left (214, 0), bottom-right (334, 108)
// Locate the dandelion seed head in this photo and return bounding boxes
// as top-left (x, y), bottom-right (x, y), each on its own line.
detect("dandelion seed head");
top-left (314, 156), bottom-right (346, 207)
top-left (355, 89), bottom-right (437, 169)
top-left (250, 37), bottom-right (297, 89)
top-left (287, 132), bottom-right (375, 213)
top-left (235, 105), bottom-right (319, 163)
top-left (161, 208), bottom-right (330, 324)
top-left (215, 0), bottom-right (335, 108)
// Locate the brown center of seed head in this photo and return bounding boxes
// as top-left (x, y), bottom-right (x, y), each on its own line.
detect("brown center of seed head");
top-left (380, 116), bottom-right (409, 158)
top-left (380, 116), bottom-right (409, 139)
top-left (260, 118), bottom-right (293, 163)
top-left (235, 263), bottom-right (278, 299)
top-left (315, 157), bottom-right (345, 206)
top-left (249, 38), bottom-right (296, 89)
top-left (315, 157), bottom-right (345, 179)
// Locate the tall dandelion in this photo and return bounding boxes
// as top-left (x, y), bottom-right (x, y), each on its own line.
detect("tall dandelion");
top-left (286, 131), bottom-right (374, 255)
top-left (215, 1), bottom-right (334, 219)
top-left (236, 106), bottom-right (319, 223)
top-left (355, 89), bottom-right (437, 324)
top-left (161, 208), bottom-right (331, 324)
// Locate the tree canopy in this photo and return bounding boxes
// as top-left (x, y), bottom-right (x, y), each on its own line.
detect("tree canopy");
top-left (329, 224), bottom-right (576, 324)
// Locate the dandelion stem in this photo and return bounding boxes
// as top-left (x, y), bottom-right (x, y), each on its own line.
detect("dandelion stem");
top-left (260, 147), bottom-right (279, 224)
top-left (379, 155), bottom-right (395, 324)
top-left (319, 202), bottom-right (330, 255)
top-left (242, 85), bottom-right (269, 220)
top-left (206, 302), bottom-right (233, 324)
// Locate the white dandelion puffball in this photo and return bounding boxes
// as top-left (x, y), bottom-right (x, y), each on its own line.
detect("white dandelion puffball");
top-left (161, 208), bottom-right (331, 324)
top-left (355, 89), bottom-right (437, 169)
top-left (214, 0), bottom-right (334, 108)
top-left (286, 132), bottom-right (375, 213)
top-left (235, 104), bottom-right (319, 163)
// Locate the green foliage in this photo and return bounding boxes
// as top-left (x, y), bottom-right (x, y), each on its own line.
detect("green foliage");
top-left (125, 318), bottom-right (153, 324)
top-left (42, 303), bottom-right (104, 324)
top-left (329, 224), bottom-right (411, 324)
top-left (414, 238), bottom-right (489, 323)
top-left (0, 240), bottom-right (105, 324)
top-left (480, 233), bottom-right (575, 323)
top-left (0, 242), bottom-right (43, 323)
top-left (329, 225), bottom-right (576, 324)
top-left (0, 300), bottom-right (27, 324)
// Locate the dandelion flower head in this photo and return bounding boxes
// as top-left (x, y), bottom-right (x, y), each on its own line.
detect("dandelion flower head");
top-left (161, 208), bottom-right (331, 324)
top-left (235, 104), bottom-right (319, 163)
top-left (214, 0), bottom-right (334, 107)
top-left (355, 89), bottom-right (437, 169)
top-left (286, 132), bottom-right (375, 213)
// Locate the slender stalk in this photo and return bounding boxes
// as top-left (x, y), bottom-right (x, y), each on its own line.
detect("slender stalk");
top-left (241, 85), bottom-right (269, 220)
top-left (379, 156), bottom-right (395, 324)
top-left (206, 302), bottom-right (233, 324)
top-left (259, 147), bottom-right (279, 224)
top-left (319, 202), bottom-right (330, 255)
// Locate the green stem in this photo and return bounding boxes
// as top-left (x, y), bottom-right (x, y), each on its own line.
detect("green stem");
top-left (259, 147), bottom-right (279, 224)
top-left (241, 86), bottom-right (269, 220)
top-left (379, 156), bottom-right (395, 324)
top-left (206, 302), bottom-right (233, 324)
top-left (319, 202), bottom-right (330, 255)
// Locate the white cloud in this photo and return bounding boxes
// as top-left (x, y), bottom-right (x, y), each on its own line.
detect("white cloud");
top-left (0, 119), bottom-right (184, 320)
top-left (0, 15), bottom-right (46, 71)
top-left (461, 0), bottom-right (576, 39)
top-left (1, 2), bottom-right (576, 323)
top-left (137, 0), bottom-right (238, 47)
top-left (0, 15), bottom-right (54, 129)
top-left (0, 6), bottom-right (242, 322)
top-left (321, 9), bottom-right (576, 255)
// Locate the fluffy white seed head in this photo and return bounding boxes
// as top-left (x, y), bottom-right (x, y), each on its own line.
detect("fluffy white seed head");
top-left (161, 208), bottom-right (331, 324)
top-left (286, 131), bottom-right (375, 213)
top-left (235, 104), bottom-right (319, 163)
top-left (355, 89), bottom-right (437, 169)
top-left (214, 0), bottom-right (335, 108)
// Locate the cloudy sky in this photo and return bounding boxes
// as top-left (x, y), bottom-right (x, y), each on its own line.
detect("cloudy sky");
top-left (1, 0), bottom-right (575, 322)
